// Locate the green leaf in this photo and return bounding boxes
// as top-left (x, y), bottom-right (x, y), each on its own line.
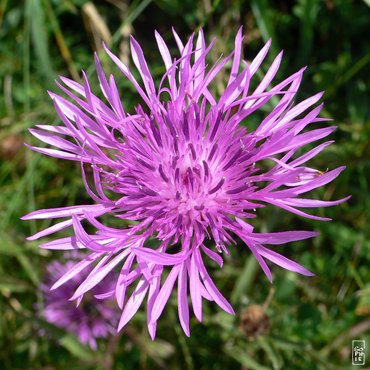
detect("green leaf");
top-left (227, 346), bottom-right (271, 370)
top-left (0, 277), bottom-right (29, 293)
top-left (231, 254), bottom-right (259, 304)
top-left (258, 337), bottom-right (283, 370)
top-left (25, 0), bottom-right (55, 81)
top-left (59, 334), bottom-right (97, 361)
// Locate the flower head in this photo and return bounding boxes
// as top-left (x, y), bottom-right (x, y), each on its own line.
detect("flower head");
top-left (24, 28), bottom-right (348, 338)
top-left (40, 259), bottom-right (119, 349)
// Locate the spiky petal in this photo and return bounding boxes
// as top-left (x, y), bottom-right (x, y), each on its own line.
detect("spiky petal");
top-left (40, 259), bottom-right (119, 349)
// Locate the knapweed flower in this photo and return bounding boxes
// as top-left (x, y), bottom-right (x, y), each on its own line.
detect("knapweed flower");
top-left (40, 259), bottom-right (119, 349)
top-left (23, 28), bottom-right (349, 338)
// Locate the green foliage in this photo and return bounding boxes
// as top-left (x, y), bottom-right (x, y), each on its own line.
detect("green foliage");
top-left (0, 0), bottom-right (369, 369)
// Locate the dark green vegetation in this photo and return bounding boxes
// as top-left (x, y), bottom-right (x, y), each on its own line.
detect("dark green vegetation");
top-left (0, 0), bottom-right (369, 369)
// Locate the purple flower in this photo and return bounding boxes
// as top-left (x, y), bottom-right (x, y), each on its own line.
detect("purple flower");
top-left (40, 259), bottom-right (119, 349)
top-left (23, 28), bottom-right (349, 338)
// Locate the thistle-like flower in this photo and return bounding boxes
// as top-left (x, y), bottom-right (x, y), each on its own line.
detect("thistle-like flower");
top-left (23, 28), bottom-right (348, 338)
top-left (40, 260), bottom-right (119, 349)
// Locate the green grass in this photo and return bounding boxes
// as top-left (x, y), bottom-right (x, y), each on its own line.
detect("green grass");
top-left (0, 0), bottom-right (369, 369)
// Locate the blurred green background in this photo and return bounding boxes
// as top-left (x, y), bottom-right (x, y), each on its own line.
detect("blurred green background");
top-left (0, 0), bottom-right (369, 369)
